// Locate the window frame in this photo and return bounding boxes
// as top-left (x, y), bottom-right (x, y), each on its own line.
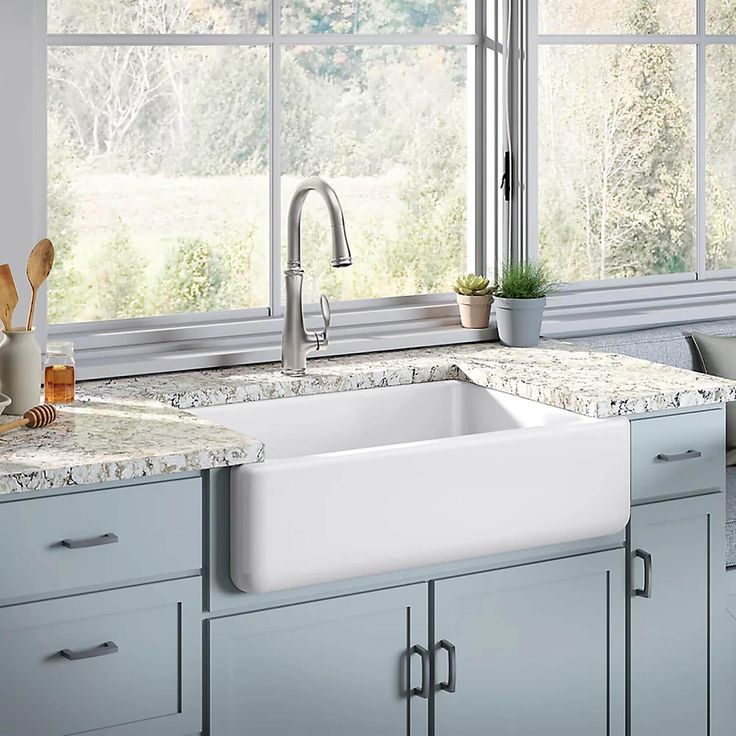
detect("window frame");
top-left (20, 1), bottom-right (736, 379)
top-left (524, 0), bottom-right (736, 334)
top-left (35, 0), bottom-right (506, 378)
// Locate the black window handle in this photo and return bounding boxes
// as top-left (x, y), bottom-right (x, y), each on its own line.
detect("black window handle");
top-left (60, 640), bottom-right (119, 661)
top-left (62, 532), bottom-right (119, 549)
top-left (410, 644), bottom-right (430, 699)
top-left (656, 449), bottom-right (702, 463)
top-left (634, 549), bottom-right (653, 599)
top-left (439, 639), bottom-right (457, 693)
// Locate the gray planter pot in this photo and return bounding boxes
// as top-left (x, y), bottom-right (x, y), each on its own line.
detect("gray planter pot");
top-left (494, 297), bottom-right (546, 348)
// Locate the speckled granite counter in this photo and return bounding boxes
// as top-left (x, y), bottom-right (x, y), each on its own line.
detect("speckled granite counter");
top-left (0, 399), bottom-right (264, 494)
top-left (82, 341), bottom-right (736, 417)
top-left (2, 340), bottom-right (736, 496)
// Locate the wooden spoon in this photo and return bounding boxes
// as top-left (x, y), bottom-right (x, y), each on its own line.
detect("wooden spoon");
top-left (0, 263), bottom-right (18, 332)
top-left (26, 239), bottom-right (55, 331)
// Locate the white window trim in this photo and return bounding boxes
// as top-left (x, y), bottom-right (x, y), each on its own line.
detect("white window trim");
top-left (30, 0), bottom-right (507, 379)
top-left (524, 0), bottom-right (736, 336)
top-left (0, 2), bottom-right (48, 350)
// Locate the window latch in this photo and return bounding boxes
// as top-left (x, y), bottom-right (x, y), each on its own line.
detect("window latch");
top-left (500, 151), bottom-right (512, 202)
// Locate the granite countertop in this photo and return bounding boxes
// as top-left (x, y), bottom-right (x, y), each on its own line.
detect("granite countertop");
top-left (0, 398), bottom-right (264, 494)
top-left (2, 340), bottom-right (736, 496)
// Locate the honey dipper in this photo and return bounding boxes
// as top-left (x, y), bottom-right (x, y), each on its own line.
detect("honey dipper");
top-left (0, 404), bottom-right (58, 435)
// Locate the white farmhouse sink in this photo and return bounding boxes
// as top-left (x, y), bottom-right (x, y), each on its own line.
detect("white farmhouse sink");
top-left (193, 381), bottom-right (630, 593)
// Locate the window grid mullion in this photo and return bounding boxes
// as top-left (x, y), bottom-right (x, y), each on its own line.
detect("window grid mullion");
top-left (269, 5), bottom-right (282, 316)
top-left (47, 33), bottom-right (480, 46)
top-left (473, 0), bottom-right (487, 277)
top-left (524, 0), bottom-right (538, 265)
top-left (536, 34), bottom-right (699, 45)
top-left (491, 0), bottom-right (500, 281)
top-left (697, 0), bottom-right (707, 277)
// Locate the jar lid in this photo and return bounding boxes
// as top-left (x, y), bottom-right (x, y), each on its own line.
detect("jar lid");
top-left (47, 340), bottom-right (74, 354)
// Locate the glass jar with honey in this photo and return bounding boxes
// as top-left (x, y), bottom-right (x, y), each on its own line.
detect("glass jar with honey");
top-left (44, 341), bottom-right (75, 404)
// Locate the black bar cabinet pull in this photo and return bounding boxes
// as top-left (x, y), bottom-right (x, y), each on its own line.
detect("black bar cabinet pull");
top-left (439, 639), bottom-right (457, 693)
top-left (410, 644), bottom-right (430, 699)
top-left (60, 641), bottom-right (119, 661)
top-left (62, 532), bottom-right (119, 549)
top-left (634, 549), bottom-right (653, 599)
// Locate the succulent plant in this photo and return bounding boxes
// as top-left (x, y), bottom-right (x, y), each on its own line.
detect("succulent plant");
top-left (452, 273), bottom-right (495, 297)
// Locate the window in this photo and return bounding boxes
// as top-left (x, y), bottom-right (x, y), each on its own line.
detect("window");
top-left (46, 0), bottom-right (498, 332)
top-left (529, 0), bottom-right (736, 289)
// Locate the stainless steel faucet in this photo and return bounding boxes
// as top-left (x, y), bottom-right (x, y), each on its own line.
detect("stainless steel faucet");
top-left (282, 177), bottom-right (353, 375)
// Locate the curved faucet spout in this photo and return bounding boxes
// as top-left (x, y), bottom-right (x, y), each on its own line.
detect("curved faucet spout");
top-left (282, 177), bottom-right (353, 376)
top-left (286, 176), bottom-right (353, 272)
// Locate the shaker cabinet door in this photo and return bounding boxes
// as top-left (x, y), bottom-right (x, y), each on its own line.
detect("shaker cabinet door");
top-left (433, 550), bottom-right (625, 736)
top-left (209, 583), bottom-right (429, 736)
top-left (629, 494), bottom-right (723, 736)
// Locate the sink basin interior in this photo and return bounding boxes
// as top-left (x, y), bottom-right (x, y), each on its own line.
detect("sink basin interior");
top-left (192, 380), bottom-right (587, 459)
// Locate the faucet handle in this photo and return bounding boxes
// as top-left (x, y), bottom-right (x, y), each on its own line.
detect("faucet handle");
top-left (319, 294), bottom-right (331, 331)
top-left (315, 294), bottom-right (331, 352)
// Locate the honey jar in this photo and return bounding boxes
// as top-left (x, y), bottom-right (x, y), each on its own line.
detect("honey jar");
top-left (44, 341), bottom-right (75, 404)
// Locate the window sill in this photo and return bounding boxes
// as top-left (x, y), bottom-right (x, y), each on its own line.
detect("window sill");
top-left (52, 277), bottom-right (736, 381)
top-left (542, 276), bottom-right (736, 337)
top-left (54, 298), bottom-right (495, 380)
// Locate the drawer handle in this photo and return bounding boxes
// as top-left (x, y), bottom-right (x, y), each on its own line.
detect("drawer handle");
top-left (61, 532), bottom-right (119, 549)
top-left (439, 639), bottom-right (457, 694)
top-left (60, 640), bottom-right (119, 661)
top-left (410, 644), bottom-right (430, 699)
top-left (656, 449), bottom-right (702, 463)
top-left (634, 549), bottom-right (653, 599)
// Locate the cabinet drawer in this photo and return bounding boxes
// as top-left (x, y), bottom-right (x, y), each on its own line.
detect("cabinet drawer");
top-left (630, 409), bottom-right (725, 503)
top-left (0, 477), bottom-right (201, 603)
top-left (0, 577), bottom-right (201, 736)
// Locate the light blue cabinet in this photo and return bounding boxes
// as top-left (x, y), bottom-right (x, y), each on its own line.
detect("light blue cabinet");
top-left (723, 570), bottom-right (736, 733)
top-left (208, 550), bottom-right (624, 736)
top-left (0, 577), bottom-right (202, 736)
top-left (0, 477), bottom-right (202, 604)
top-left (629, 493), bottom-right (724, 736)
top-left (433, 550), bottom-right (625, 736)
top-left (0, 404), bottom-right (730, 736)
top-left (629, 408), bottom-right (724, 504)
top-left (208, 583), bottom-right (429, 736)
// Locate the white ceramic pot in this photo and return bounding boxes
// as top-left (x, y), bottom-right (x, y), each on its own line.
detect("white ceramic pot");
top-left (456, 294), bottom-right (493, 329)
top-left (0, 329), bottom-right (42, 415)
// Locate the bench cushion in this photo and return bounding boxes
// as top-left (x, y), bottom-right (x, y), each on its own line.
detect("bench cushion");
top-left (691, 332), bottom-right (736, 463)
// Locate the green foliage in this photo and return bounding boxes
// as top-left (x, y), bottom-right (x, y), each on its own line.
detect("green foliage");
top-left (47, 117), bottom-right (77, 261)
top-left (171, 48), bottom-right (269, 177)
top-left (48, 0), bottom-right (269, 34)
top-left (453, 274), bottom-right (493, 297)
top-left (47, 116), bottom-right (87, 324)
top-left (216, 225), bottom-right (268, 310)
top-left (156, 239), bottom-right (224, 315)
top-left (538, 0), bottom-right (699, 282)
top-left (496, 263), bottom-right (555, 300)
top-left (93, 226), bottom-right (147, 320)
top-left (282, 0), bottom-right (464, 35)
top-left (46, 3), bottom-right (471, 322)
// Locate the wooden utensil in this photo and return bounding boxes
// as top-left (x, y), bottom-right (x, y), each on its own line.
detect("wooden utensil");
top-left (0, 263), bottom-right (18, 332)
top-left (26, 239), bottom-right (55, 331)
top-left (0, 404), bottom-right (57, 435)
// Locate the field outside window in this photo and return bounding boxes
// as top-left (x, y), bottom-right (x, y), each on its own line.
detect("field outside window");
top-left (47, 0), bottom-right (481, 324)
